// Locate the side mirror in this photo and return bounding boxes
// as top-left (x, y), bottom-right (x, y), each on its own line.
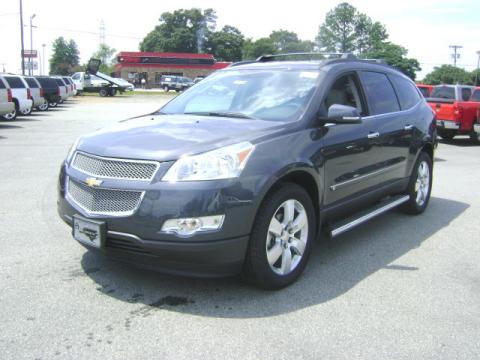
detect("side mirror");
top-left (319, 104), bottom-right (362, 124)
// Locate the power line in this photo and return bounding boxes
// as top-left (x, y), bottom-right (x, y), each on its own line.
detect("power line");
top-left (34, 24), bottom-right (142, 40)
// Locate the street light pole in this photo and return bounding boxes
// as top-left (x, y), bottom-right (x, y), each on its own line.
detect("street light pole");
top-left (19, 0), bottom-right (25, 75)
top-left (42, 44), bottom-right (46, 75)
top-left (475, 51), bottom-right (480, 86)
top-left (29, 13), bottom-right (36, 76)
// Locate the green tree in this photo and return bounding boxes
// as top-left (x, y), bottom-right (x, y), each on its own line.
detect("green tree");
top-left (140, 8), bottom-right (217, 53)
top-left (206, 25), bottom-right (244, 61)
top-left (269, 30), bottom-right (315, 53)
top-left (316, 2), bottom-right (387, 54)
top-left (243, 38), bottom-right (277, 60)
top-left (49, 37), bottom-right (80, 75)
top-left (93, 44), bottom-right (117, 74)
top-left (423, 65), bottom-right (473, 85)
top-left (470, 69), bottom-right (480, 86)
top-left (363, 42), bottom-right (421, 80)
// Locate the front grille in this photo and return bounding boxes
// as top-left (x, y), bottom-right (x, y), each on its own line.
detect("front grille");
top-left (67, 178), bottom-right (143, 216)
top-left (72, 151), bottom-right (159, 181)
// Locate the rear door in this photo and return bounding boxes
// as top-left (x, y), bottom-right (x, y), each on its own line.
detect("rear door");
top-left (321, 73), bottom-right (385, 205)
top-left (357, 71), bottom-right (411, 184)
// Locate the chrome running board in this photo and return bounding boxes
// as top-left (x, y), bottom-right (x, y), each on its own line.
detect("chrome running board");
top-left (329, 195), bottom-right (410, 238)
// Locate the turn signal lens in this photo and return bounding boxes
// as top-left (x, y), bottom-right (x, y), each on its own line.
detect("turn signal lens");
top-left (161, 215), bottom-right (225, 237)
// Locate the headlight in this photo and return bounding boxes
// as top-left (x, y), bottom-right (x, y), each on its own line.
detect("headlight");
top-left (163, 142), bottom-right (255, 182)
top-left (65, 137), bottom-right (81, 164)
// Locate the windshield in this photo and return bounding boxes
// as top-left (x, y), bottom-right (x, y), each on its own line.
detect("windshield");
top-left (160, 69), bottom-right (319, 122)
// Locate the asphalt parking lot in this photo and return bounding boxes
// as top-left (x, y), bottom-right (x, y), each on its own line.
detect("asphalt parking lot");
top-left (0, 95), bottom-right (479, 360)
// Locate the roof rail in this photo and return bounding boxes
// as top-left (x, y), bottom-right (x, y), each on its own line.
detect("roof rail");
top-left (256, 52), bottom-right (357, 62)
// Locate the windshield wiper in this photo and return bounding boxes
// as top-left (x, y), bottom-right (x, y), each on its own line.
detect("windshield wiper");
top-left (184, 111), bottom-right (256, 119)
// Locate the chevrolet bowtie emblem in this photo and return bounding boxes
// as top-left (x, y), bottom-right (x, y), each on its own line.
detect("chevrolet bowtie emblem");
top-left (85, 177), bottom-right (103, 187)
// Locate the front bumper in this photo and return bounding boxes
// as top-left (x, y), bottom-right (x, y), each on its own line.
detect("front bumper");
top-left (436, 120), bottom-right (460, 130)
top-left (57, 163), bottom-right (256, 277)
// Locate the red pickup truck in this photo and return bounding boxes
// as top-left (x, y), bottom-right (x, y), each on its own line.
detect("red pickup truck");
top-left (417, 84), bottom-right (433, 98)
top-left (472, 87), bottom-right (480, 141)
top-left (427, 85), bottom-right (480, 142)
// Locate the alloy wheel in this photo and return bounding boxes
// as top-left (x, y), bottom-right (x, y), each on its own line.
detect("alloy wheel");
top-left (266, 199), bottom-right (309, 276)
top-left (415, 161), bottom-right (430, 207)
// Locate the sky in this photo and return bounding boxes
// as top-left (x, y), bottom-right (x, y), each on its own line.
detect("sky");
top-left (0, 0), bottom-right (479, 79)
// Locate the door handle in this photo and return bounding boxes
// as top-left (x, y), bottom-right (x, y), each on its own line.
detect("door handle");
top-left (367, 132), bottom-right (380, 139)
top-left (404, 124), bottom-right (414, 130)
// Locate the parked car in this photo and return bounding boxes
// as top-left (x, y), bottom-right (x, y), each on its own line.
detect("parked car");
top-left (52, 76), bottom-right (69, 103)
top-left (470, 87), bottom-right (480, 141)
top-left (0, 76), bottom-right (15, 119)
top-left (416, 84), bottom-right (433, 98)
top-left (35, 76), bottom-right (62, 108)
top-left (160, 75), bottom-right (194, 92)
top-left (0, 74), bottom-right (33, 118)
top-left (427, 84), bottom-right (480, 142)
top-left (193, 76), bottom-right (205, 84)
top-left (23, 76), bottom-right (48, 111)
top-left (58, 53), bottom-right (435, 289)
top-left (112, 77), bottom-right (134, 91)
top-left (62, 76), bottom-right (76, 97)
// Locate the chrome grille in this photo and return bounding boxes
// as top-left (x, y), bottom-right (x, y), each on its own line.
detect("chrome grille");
top-left (67, 178), bottom-right (143, 216)
top-left (72, 152), bottom-right (159, 180)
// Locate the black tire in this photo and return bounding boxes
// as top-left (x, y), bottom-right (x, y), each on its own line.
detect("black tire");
top-left (469, 132), bottom-right (480, 144)
top-left (438, 130), bottom-right (455, 141)
top-left (242, 183), bottom-right (316, 289)
top-left (164, 86), bottom-right (169, 92)
top-left (19, 105), bottom-right (32, 116)
top-left (109, 89), bottom-right (117, 96)
top-left (49, 101), bottom-right (58, 108)
top-left (37, 101), bottom-right (49, 111)
top-left (1, 108), bottom-right (17, 121)
top-left (99, 89), bottom-right (108, 97)
top-left (399, 152), bottom-right (433, 215)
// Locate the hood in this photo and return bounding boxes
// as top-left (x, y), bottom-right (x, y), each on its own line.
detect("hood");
top-left (76, 114), bottom-right (286, 161)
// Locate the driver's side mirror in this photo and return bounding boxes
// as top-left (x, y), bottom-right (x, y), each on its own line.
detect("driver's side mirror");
top-left (319, 104), bottom-right (362, 124)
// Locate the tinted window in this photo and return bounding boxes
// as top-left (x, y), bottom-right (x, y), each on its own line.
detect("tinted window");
top-left (72, 73), bottom-right (80, 80)
top-left (471, 90), bottom-right (480, 102)
top-left (5, 76), bottom-right (26, 89)
top-left (431, 86), bottom-right (455, 100)
top-left (324, 75), bottom-right (364, 115)
top-left (63, 77), bottom-right (71, 84)
top-left (0, 79), bottom-right (5, 89)
top-left (25, 78), bottom-right (39, 88)
top-left (418, 87), bottom-right (430, 98)
top-left (461, 88), bottom-right (472, 101)
top-left (359, 71), bottom-right (400, 115)
top-left (54, 78), bottom-right (65, 86)
top-left (389, 75), bottom-right (421, 110)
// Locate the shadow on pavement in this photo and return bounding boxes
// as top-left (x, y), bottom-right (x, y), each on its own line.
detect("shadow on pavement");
top-left (0, 124), bottom-right (23, 129)
top-left (81, 196), bottom-right (468, 319)
top-left (439, 138), bottom-right (478, 147)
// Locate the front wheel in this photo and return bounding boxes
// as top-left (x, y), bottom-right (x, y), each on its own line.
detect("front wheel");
top-left (243, 183), bottom-right (316, 289)
top-left (399, 152), bottom-right (433, 215)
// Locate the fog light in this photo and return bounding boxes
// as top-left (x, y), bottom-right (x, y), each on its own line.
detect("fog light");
top-left (161, 215), bottom-right (225, 236)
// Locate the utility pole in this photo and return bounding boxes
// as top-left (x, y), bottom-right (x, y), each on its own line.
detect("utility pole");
top-left (42, 44), bottom-right (46, 75)
top-left (29, 13), bottom-right (36, 75)
top-left (449, 45), bottom-right (463, 67)
top-left (99, 20), bottom-right (106, 63)
top-left (19, 0), bottom-right (25, 75)
top-left (0, 63), bottom-right (6, 73)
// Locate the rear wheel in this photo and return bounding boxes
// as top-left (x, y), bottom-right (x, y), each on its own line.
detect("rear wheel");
top-left (243, 183), bottom-right (316, 289)
top-left (109, 89), bottom-right (117, 96)
top-left (164, 86), bottom-right (169, 92)
top-left (1, 108), bottom-right (17, 121)
top-left (37, 101), bottom-right (49, 111)
top-left (469, 131), bottom-right (480, 144)
top-left (19, 105), bottom-right (32, 116)
top-left (99, 89), bottom-right (108, 97)
top-left (399, 152), bottom-right (432, 215)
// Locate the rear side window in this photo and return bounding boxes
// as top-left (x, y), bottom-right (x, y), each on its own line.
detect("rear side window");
top-left (389, 75), bottom-right (421, 110)
top-left (418, 87), bottom-right (430, 98)
top-left (0, 78), bottom-right (6, 89)
top-left (431, 86), bottom-right (455, 100)
top-left (359, 71), bottom-right (400, 115)
top-left (55, 78), bottom-right (65, 86)
top-left (5, 76), bottom-right (26, 89)
top-left (461, 88), bottom-right (472, 101)
top-left (63, 77), bottom-right (71, 84)
top-left (471, 90), bottom-right (480, 102)
top-left (25, 78), bottom-right (39, 88)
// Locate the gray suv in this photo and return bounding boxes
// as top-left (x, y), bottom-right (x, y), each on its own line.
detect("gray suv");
top-left (58, 53), bottom-right (436, 289)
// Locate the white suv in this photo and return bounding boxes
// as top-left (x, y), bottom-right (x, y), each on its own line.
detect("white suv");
top-left (0, 74), bottom-right (33, 118)
top-left (0, 76), bottom-right (15, 119)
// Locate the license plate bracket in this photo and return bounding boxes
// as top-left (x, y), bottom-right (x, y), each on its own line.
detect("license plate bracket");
top-left (72, 216), bottom-right (106, 248)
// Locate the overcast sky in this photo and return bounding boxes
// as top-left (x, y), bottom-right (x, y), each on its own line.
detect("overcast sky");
top-left (0, 0), bottom-right (479, 79)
